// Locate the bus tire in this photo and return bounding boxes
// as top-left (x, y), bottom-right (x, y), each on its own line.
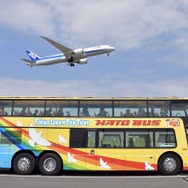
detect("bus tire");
top-left (158, 153), bottom-right (181, 175)
top-left (13, 153), bottom-right (36, 175)
top-left (39, 153), bottom-right (62, 175)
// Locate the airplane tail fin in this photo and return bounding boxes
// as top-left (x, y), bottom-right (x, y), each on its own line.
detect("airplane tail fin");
top-left (26, 49), bottom-right (41, 61)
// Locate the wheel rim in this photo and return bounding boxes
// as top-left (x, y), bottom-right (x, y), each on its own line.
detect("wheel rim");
top-left (163, 157), bottom-right (177, 172)
top-left (17, 157), bottom-right (31, 172)
top-left (43, 158), bottom-right (56, 172)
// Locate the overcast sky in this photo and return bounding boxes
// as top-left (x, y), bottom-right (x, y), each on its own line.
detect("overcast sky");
top-left (0, 0), bottom-right (188, 97)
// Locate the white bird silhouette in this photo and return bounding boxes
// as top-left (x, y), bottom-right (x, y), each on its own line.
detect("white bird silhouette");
top-left (17, 121), bottom-right (23, 126)
top-left (67, 152), bottom-right (78, 163)
top-left (58, 133), bottom-right (68, 144)
top-left (144, 161), bottom-right (155, 170)
top-left (28, 123), bottom-right (52, 147)
top-left (99, 158), bottom-right (111, 169)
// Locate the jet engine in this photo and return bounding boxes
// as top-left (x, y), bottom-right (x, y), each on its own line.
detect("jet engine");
top-left (77, 58), bottom-right (87, 64)
top-left (72, 48), bottom-right (83, 55)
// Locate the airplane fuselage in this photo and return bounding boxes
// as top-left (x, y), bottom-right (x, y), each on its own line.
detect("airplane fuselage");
top-left (33, 45), bottom-right (114, 66)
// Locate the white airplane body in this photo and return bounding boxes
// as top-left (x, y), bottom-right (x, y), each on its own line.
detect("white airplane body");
top-left (22, 36), bottom-right (115, 67)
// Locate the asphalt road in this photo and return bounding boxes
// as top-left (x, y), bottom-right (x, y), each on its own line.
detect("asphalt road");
top-left (0, 171), bottom-right (187, 188)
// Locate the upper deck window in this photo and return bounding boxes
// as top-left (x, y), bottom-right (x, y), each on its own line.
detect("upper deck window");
top-left (114, 101), bottom-right (147, 117)
top-left (79, 100), bottom-right (112, 117)
top-left (0, 100), bottom-right (13, 116)
top-left (13, 100), bottom-right (45, 116)
top-left (171, 101), bottom-right (188, 117)
top-left (148, 101), bottom-right (170, 117)
top-left (46, 100), bottom-right (78, 117)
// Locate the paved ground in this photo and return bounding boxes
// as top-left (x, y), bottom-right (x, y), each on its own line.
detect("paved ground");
top-left (0, 170), bottom-right (187, 188)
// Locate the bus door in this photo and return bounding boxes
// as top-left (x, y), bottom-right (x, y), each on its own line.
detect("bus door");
top-left (85, 130), bottom-right (97, 170)
top-left (69, 129), bottom-right (90, 170)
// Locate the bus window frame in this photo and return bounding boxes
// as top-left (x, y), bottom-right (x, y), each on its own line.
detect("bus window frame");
top-left (0, 99), bottom-right (13, 116)
top-left (98, 129), bottom-right (125, 148)
top-left (0, 98), bottom-right (187, 119)
top-left (170, 100), bottom-right (188, 117)
top-left (12, 99), bottom-right (46, 117)
top-left (114, 100), bottom-right (147, 117)
top-left (79, 100), bottom-right (113, 117)
top-left (154, 128), bottom-right (177, 148)
top-left (45, 99), bottom-right (79, 117)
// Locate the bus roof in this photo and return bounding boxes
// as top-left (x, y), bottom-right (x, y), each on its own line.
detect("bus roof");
top-left (0, 96), bottom-right (188, 100)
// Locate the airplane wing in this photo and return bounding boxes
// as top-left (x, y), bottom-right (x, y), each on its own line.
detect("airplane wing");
top-left (40, 36), bottom-right (73, 59)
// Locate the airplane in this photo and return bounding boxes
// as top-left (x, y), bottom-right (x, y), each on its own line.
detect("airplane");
top-left (22, 36), bottom-right (115, 67)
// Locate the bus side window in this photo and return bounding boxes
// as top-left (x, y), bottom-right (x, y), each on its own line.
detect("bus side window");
top-left (70, 129), bottom-right (86, 148)
top-left (155, 130), bottom-right (176, 148)
top-left (126, 130), bottom-right (153, 148)
top-left (98, 131), bottom-right (124, 148)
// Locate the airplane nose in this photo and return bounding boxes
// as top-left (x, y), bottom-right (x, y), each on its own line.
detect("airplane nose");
top-left (110, 46), bottom-right (115, 51)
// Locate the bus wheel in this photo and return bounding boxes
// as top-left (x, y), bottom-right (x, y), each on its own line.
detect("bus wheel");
top-left (13, 153), bottom-right (36, 175)
top-left (158, 154), bottom-right (181, 175)
top-left (39, 153), bottom-right (62, 175)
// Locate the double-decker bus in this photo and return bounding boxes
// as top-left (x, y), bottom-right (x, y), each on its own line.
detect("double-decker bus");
top-left (0, 96), bottom-right (188, 175)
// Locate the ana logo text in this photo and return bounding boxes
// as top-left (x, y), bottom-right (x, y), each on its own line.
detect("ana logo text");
top-left (29, 52), bottom-right (37, 59)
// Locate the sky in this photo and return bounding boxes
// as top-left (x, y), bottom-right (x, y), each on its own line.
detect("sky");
top-left (0, 0), bottom-right (188, 97)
